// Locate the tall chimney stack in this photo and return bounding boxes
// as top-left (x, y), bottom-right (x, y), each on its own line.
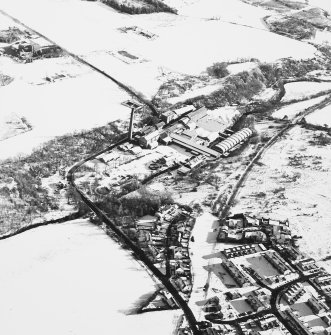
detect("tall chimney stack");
top-left (128, 107), bottom-right (134, 141)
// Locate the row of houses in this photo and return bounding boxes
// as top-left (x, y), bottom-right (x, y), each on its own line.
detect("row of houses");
top-left (134, 205), bottom-right (186, 274)
top-left (134, 205), bottom-right (195, 301)
top-left (310, 271), bottom-right (331, 302)
top-left (222, 259), bottom-right (255, 287)
top-left (307, 295), bottom-right (329, 315)
top-left (168, 216), bottom-right (195, 301)
top-left (284, 283), bottom-right (305, 305)
top-left (218, 214), bottom-right (292, 245)
top-left (285, 308), bottom-right (314, 335)
top-left (284, 307), bottom-right (331, 335)
top-left (240, 315), bottom-right (286, 335)
top-left (221, 244), bottom-right (263, 259)
top-left (263, 251), bottom-right (294, 276)
top-left (295, 258), bottom-right (320, 276)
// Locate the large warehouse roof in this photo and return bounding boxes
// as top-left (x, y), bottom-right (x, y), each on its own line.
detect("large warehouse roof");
top-left (214, 128), bottom-right (253, 154)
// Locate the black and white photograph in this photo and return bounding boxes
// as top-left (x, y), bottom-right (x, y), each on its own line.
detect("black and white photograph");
top-left (0, 0), bottom-right (331, 334)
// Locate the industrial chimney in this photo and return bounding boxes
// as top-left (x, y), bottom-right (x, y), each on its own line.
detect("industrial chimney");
top-left (128, 107), bottom-right (134, 141)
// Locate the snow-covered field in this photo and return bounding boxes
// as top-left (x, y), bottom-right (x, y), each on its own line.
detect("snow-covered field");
top-left (309, 0), bottom-right (331, 14)
top-left (0, 0), bottom-right (318, 98)
top-left (272, 95), bottom-right (327, 119)
top-left (163, 0), bottom-right (269, 28)
top-left (281, 82), bottom-right (331, 103)
top-left (306, 104), bottom-right (331, 127)
top-left (0, 56), bottom-right (90, 85)
top-left (0, 219), bottom-right (179, 335)
top-left (0, 72), bottom-right (131, 160)
top-left (231, 126), bottom-right (331, 271)
top-left (188, 212), bottom-right (220, 320)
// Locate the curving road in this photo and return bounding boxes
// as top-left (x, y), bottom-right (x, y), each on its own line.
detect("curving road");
top-left (0, 8), bottom-right (200, 335)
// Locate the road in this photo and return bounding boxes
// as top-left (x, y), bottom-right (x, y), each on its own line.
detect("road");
top-left (2, 6), bottom-right (331, 335)
top-left (66, 140), bottom-right (201, 335)
top-left (0, 7), bottom-right (201, 335)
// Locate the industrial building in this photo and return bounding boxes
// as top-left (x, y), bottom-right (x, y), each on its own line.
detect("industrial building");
top-left (213, 128), bottom-right (253, 155)
top-left (139, 130), bottom-right (160, 149)
top-left (169, 133), bottom-right (220, 158)
top-left (161, 105), bottom-right (195, 124)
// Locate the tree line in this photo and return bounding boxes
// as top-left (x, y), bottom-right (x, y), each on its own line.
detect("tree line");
top-left (101, 0), bottom-right (177, 15)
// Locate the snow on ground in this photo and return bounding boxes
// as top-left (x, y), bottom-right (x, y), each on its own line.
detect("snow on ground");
top-left (253, 87), bottom-right (279, 102)
top-left (163, 0), bottom-right (269, 28)
top-left (188, 212), bottom-right (220, 320)
top-left (307, 70), bottom-right (331, 81)
top-left (0, 219), bottom-right (179, 335)
top-left (0, 56), bottom-right (91, 85)
top-left (0, 72), bottom-right (131, 160)
top-left (231, 126), bottom-right (331, 272)
top-left (311, 29), bottom-right (331, 45)
top-left (188, 212), bottom-right (256, 320)
top-left (210, 106), bottom-right (241, 125)
top-left (309, 0), bottom-right (331, 14)
top-left (272, 95), bottom-right (327, 119)
top-left (0, 111), bottom-right (29, 141)
top-left (306, 104), bottom-right (331, 127)
top-left (227, 62), bottom-right (258, 74)
top-left (281, 81), bottom-right (331, 103)
top-left (167, 81), bottom-right (224, 104)
top-left (0, 0), bottom-right (318, 98)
